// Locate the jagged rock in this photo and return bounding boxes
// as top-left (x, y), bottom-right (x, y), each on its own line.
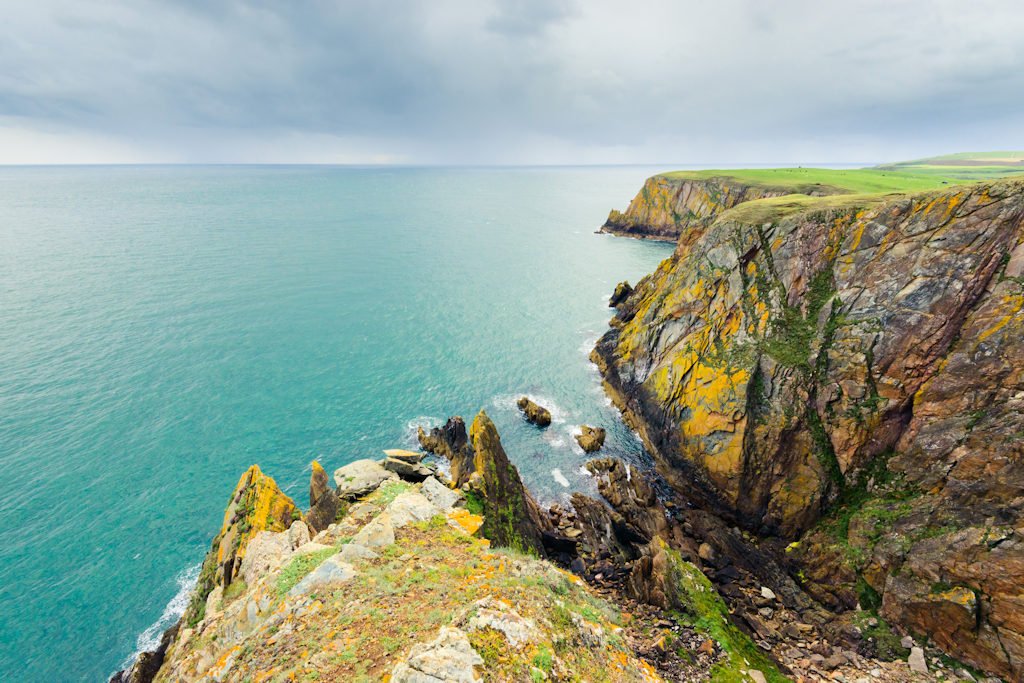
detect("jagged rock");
top-left (390, 626), bottom-right (484, 683)
top-left (421, 475), bottom-right (461, 510)
top-left (575, 425), bottom-right (606, 453)
top-left (181, 464), bottom-right (296, 628)
top-left (110, 622), bottom-right (179, 683)
top-left (516, 397), bottom-right (551, 427)
top-left (287, 555), bottom-right (357, 598)
top-left (419, 417), bottom-right (476, 488)
top-left (305, 460), bottom-right (339, 533)
top-left (469, 410), bottom-right (552, 556)
top-left (352, 512), bottom-right (395, 548)
top-left (609, 281), bottom-right (633, 307)
top-left (334, 459), bottom-right (397, 500)
top-left (309, 460), bottom-right (330, 506)
top-left (384, 456), bottom-right (434, 482)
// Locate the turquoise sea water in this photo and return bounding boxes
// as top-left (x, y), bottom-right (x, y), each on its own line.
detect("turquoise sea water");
top-left (0, 165), bottom-right (673, 681)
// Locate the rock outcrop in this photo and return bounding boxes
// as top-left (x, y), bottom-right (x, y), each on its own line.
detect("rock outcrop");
top-left (594, 177), bottom-right (1024, 680)
top-left (303, 461), bottom-right (339, 533)
top-left (599, 174), bottom-right (834, 242)
top-left (120, 461), bottom-right (674, 683)
top-left (418, 416), bottom-right (475, 487)
top-left (609, 280), bottom-right (633, 307)
top-left (575, 425), bottom-right (606, 452)
top-left (516, 396), bottom-right (552, 427)
top-left (469, 410), bottom-right (553, 556)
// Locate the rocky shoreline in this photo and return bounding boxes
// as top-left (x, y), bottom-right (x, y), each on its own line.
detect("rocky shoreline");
top-left (117, 174), bottom-right (1022, 683)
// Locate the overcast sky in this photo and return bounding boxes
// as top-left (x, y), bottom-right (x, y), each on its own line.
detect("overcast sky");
top-left (2, 0), bottom-right (1023, 164)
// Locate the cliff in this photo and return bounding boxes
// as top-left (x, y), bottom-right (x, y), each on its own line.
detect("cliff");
top-left (593, 177), bottom-right (1024, 680)
top-left (599, 174), bottom-right (804, 242)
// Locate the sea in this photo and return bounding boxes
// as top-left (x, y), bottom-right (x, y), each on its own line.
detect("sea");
top-left (0, 165), bottom-right (676, 681)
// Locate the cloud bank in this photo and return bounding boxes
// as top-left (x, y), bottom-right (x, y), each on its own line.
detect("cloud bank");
top-left (2, 0), bottom-right (1022, 164)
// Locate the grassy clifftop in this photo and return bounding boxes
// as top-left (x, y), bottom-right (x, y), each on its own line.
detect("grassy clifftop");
top-left (656, 167), bottom-right (957, 195)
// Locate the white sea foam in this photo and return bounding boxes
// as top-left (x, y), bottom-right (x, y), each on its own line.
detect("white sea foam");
top-left (551, 468), bottom-right (570, 487)
top-left (121, 562), bottom-right (201, 670)
top-left (406, 415), bottom-right (443, 432)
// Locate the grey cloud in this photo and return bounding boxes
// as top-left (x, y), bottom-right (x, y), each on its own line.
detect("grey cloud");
top-left (0, 0), bottom-right (1023, 163)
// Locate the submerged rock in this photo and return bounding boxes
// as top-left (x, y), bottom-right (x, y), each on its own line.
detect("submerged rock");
top-left (575, 425), bottom-right (606, 453)
top-left (516, 397), bottom-right (551, 427)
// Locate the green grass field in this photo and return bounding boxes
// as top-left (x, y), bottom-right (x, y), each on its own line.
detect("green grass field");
top-left (657, 152), bottom-right (1024, 194)
top-left (656, 167), bottom-right (960, 195)
top-left (874, 151), bottom-right (1024, 180)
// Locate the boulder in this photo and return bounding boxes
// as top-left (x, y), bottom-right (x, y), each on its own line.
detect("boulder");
top-left (352, 512), bottom-right (395, 548)
top-left (384, 456), bottom-right (434, 482)
top-left (334, 459), bottom-right (397, 500)
top-left (237, 531), bottom-right (291, 585)
top-left (337, 543), bottom-right (379, 563)
top-left (516, 397), bottom-right (551, 427)
top-left (383, 449), bottom-right (426, 464)
top-left (287, 555), bottom-right (357, 598)
top-left (575, 425), bottom-right (606, 453)
top-left (386, 491), bottom-right (441, 528)
top-left (421, 476), bottom-right (461, 510)
top-left (608, 281), bottom-right (633, 307)
top-left (390, 626), bottom-right (483, 683)
top-left (286, 520), bottom-right (311, 549)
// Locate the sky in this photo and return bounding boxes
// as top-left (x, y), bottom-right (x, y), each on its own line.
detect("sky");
top-left (1, 0), bottom-right (1023, 165)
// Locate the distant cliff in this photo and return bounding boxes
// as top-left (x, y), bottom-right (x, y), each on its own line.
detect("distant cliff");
top-left (599, 174), bottom-right (836, 243)
top-left (593, 177), bottom-right (1024, 680)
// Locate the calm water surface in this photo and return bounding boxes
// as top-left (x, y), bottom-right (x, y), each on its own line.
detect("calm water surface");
top-left (0, 165), bottom-right (674, 681)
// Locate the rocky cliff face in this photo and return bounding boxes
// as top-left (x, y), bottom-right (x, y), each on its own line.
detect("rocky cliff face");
top-left (594, 177), bottom-right (1024, 680)
top-left (599, 175), bottom-right (831, 243)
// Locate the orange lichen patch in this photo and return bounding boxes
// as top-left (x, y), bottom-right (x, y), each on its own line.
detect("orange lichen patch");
top-left (206, 645), bottom-right (242, 679)
top-left (446, 507), bottom-right (484, 535)
top-left (218, 465), bottom-right (297, 565)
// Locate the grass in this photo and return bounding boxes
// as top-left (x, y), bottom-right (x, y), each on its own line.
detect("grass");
top-left (661, 544), bottom-right (787, 683)
top-left (718, 192), bottom-right (894, 225)
top-left (876, 151), bottom-right (1024, 180)
top-left (657, 167), bottom-right (959, 194)
top-left (275, 547), bottom-right (338, 597)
